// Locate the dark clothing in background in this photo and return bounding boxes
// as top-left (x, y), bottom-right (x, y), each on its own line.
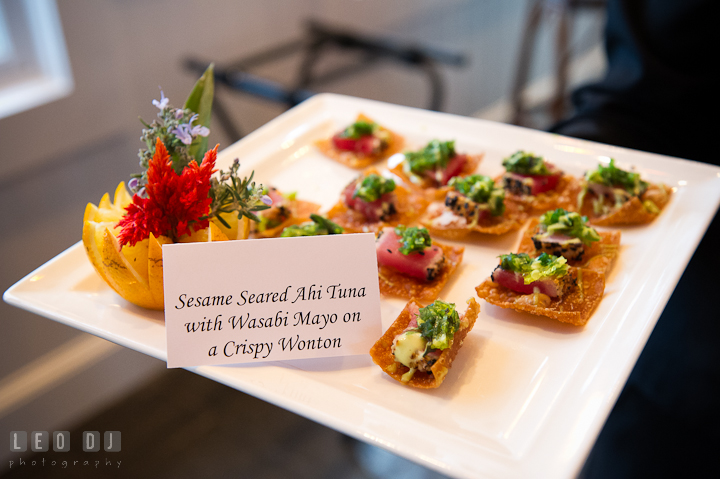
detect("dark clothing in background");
top-left (550, 1), bottom-right (720, 477)
top-left (551, 0), bottom-right (718, 165)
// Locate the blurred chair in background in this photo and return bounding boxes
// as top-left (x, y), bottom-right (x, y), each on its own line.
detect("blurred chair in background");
top-left (186, 21), bottom-right (467, 143)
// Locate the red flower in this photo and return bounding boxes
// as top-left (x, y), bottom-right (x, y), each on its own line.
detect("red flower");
top-left (117, 139), bottom-right (217, 246)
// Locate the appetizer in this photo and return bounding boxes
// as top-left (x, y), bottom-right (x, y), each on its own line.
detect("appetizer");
top-left (326, 169), bottom-right (427, 233)
top-left (517, 209), bottom-right (621, 274)
top-left (376, 225), bottom-right (464, 302)
top-left (369, 298), bottom-right (479, 388)
top-left (421, 174), bottom-right (525, 239)
top-left (315, 114), bottom-right (404, 168)
top-left (250, 187), bottom-right (321, 238)
top-left (280, 214), bottom-right (344, 237)
top-left (475, 253), bottom-right (605, 326)
top-left (500, 150), bottom-right (579, 214)
top-left (576, 159), bottom-right (672, 225)
top-left (388, 139), bottom-right (482, 191)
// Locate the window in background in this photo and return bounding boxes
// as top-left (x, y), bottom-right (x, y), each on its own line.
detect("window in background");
top-left (0, 0), bottom-right (73, 119)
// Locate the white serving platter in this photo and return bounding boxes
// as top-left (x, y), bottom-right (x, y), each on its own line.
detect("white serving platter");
top-left (5, 94), bottom-right (720, 479)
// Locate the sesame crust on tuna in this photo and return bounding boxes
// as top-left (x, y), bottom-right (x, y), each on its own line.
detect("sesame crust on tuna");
top-left (517, 217), bottom-right (621, 275)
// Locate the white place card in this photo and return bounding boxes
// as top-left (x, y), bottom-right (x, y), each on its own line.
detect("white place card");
top-left (162, 233), bottom-right (382, 368)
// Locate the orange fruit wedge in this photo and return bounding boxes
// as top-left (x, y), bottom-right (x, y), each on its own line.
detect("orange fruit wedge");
top-left (82, 181), bottom-right (239, 310)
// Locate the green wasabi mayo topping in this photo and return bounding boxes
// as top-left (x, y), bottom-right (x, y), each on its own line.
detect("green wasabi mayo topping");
top-left (499, 252), bottom-right (568, 285)
top-left (584, 158), bottom-right (648, 196)
top-left (538, 209), bottom-right (600, 245)
top-left (394, 225), bottom-right (432, 255)
top-left (280, 214), bottom-right (343, 237)
top-left (353, 174), bottom-right (395, 202)
top-left (448, 174), bottom-right (506, 216)
top-left (403, 140), bottom-right (456, 176)
top-left (502, 150), bottom-right (551, 175)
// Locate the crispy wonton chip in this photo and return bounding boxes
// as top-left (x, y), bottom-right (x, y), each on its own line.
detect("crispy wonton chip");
top-left (475, 267), bottom-right (605, 326)
top-left (517, 217), bottom-right (621, 274)
top-left (369, 297), bottom-right (479, 388)
top-left (326, 168), bottom-right (428, 234)
top-left (378, 242), bottom-right (464, 303)
top-left (580, 183), bottom-right (673, 226)
top-left (315, 114), bottom-right (404, 169)
top-left (420, 197), bottom-right (527, 240)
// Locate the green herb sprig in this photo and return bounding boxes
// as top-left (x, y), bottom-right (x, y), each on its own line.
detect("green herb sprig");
top-left (585, 159), bottom-right (648, 196)
top-left (394, 225), bottom-right (432, 255)
top-left (205, 159), bottom-right (270, 227)
top-left (539, 209), bottom-right (601, 244)
top-left (353, 174), bottom-right (396, 202)
top-left (403, 140), bottom-right (456, 176)
top-left (502, 151), bottom-right (550, 175)
top-left (417, 300), bottom-right (460, 350)
top-left (448, 174), bottom-right (505, 216)
top-left (280, 214), bottom-right (344, 237)
top-left (499, 252), bottom-right (568, 284)
top-left (339, 120), bottom-right (377, 139)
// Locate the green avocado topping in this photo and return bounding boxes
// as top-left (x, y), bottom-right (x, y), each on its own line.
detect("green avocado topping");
top-left (394, 225), bottom-right (432, 255)
top-left (339, 120), bottom-right (377, 139)
top-left (584, 158), bottom-right (648, 196)
top-left (353, 174), bottom-right (396, 202)
top-left (280, 214), bottom-right (343, 237)
top-left (538, 209), bottom-right (600, 245)
top-left (417, 299), bottom-right (460, 350)
top-left (502, 151), bottom-right (551, 175)
top-left (403, 140), bottom-right (456, 176)
top-left (499, 252), bottom-right (568, 285)
top-left (448, 174), bottom-right (506, 216)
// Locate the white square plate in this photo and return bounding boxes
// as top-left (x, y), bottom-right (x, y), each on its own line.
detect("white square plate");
top-left (6, 94), bottom-right (720, 478)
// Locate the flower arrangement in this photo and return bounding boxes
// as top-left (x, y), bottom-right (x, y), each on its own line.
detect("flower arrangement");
top-left (82, 65), bottom-right (271, 310)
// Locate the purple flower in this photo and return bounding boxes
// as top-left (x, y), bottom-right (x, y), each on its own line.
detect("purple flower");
top-left (261, 195), bottom-right (273, 206)
top-left (128, 177), bottom-right (139, 190)
top-left (172, 124), bottom-right (193, 145)
top-left (172, 114), bottom-right (210, 145)
top-left (152, 88), bottom-right (169, 109)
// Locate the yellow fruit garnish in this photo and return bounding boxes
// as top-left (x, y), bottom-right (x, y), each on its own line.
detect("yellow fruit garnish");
top-left (81, 181), bottom-right (237, 311)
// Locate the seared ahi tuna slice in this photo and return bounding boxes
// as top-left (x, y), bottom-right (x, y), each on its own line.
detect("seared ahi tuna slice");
top-left (532, 233), bottom-right (585, 261)
top-left (491, 266), bottom-right (574, 299)
top-left (503, 166), bottom-right (562, 196)
top-left (444, 190), bottom-right (490, 222)
top-left (424, 153), bottom-right (467, 186)
top-left (342, 180), bottom-right (397, 222)
top-left (376, 227), bottom-right (445, 281)
top-left (332, 134), bottom-right (386, 155)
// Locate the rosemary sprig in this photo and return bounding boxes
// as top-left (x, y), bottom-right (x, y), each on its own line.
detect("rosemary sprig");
top-left (205, 158), bottom-right (271, 226)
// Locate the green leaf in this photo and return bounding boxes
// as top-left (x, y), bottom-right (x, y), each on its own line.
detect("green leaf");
top-left (185, 64), bottom-right (215, 163)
